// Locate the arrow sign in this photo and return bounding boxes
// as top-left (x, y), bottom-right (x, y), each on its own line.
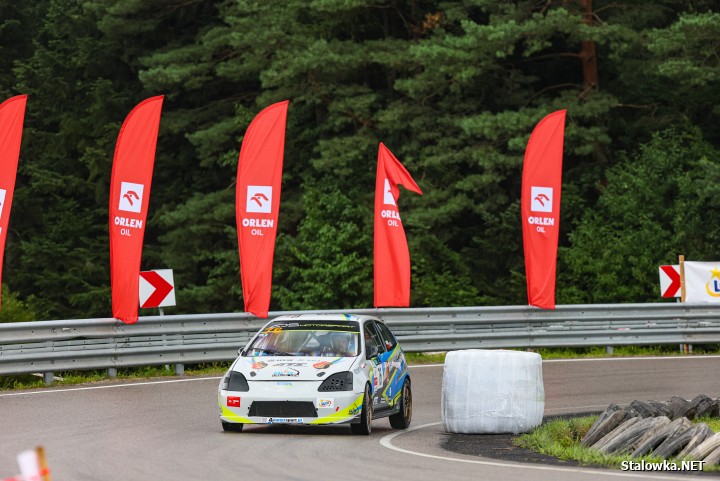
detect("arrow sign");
top-left (139, 269), bottom-right (176, 308)
top-left (659, 265), bottom-right (680, 298)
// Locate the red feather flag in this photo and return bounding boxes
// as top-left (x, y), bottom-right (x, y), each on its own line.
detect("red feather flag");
top-left (0, 95), bottom-right (28, 309)
top-left (521, 110), bottom-right (566, 309)
top-left (374, 143), bottom-right (423, 307)
top-left (236, 100), bottom-right (289, 318)
top-left (109, 96), bottom-right (164, 324)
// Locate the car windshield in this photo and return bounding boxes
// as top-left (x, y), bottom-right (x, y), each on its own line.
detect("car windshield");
top-left (245, 320), bottom-right (360, 357)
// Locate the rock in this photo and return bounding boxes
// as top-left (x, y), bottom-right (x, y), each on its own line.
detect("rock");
top-left (581, 409), bottom-right (626, 448)
top-left (653, 422), bottom-right (706, 458)
top-left (632, 417), bottom-right (691, 458)
top-left (676, 423), bottom-right (712, 459)
top-left (687, 432), bottom-right (720, 461)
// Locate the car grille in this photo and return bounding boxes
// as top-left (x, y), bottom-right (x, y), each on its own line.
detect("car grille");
top-left (248, 401), bottom-right (318, 418)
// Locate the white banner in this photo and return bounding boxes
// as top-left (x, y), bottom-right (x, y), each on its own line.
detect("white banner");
top-left (684, 261), bottom-right (720, 302)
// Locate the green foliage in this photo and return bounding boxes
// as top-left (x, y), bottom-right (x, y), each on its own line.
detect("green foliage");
top-left (559, 128), bottom-right (720, 303)
top-left (0, 285), bottom-right (38, 323)
top-left (0, 1), bottom-right (719, 320)
top-left (274, 185), bottom-right (374, 310)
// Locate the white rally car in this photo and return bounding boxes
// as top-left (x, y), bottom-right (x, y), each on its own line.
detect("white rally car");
top-left (218, 314), bottom-right (412, 435)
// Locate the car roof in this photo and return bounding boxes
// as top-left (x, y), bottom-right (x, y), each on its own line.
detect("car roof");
top-left (268, 313), bottom-right (380, 324)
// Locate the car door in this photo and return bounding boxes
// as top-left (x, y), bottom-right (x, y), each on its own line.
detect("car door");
top-left (363, 320), bottom-right (389, 409)
top-left (375, 320), bottom-right (406, 407)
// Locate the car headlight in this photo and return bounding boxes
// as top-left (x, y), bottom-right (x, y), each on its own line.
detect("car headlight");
top-left (318, 371), bottom-right (353, 391)
top-left (222, 371), bottom-right (249, 392)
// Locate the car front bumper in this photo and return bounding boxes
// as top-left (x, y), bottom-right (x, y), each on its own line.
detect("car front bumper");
top-left (219, 380), bottom-right (364, 425)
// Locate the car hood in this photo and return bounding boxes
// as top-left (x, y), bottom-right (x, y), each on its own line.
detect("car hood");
top-left (234, 356), bottom-right (358, 381)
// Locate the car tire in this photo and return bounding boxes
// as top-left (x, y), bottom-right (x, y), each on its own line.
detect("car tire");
top-left (221, 421), bottom-right (244, 432)
top-left (389, 378), bottom-right (412, 429)
top-left (351, 385), bottom-right (373, 435)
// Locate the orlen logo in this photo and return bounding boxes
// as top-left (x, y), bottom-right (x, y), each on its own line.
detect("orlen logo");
top-left (227, 396), bottom-right (241, 408)
top-left (246, 185), bottom-right (272, 213)
top-left (530, 186), bottom-right (553, 213)
top-left (118, 182), bottom-right (144, 213)
top-left (383, 179), bottom-right (396, 206)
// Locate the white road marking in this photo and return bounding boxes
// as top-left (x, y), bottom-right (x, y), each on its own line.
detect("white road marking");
top-left (0, 376), bottom-right (221, 397)
top-left (543, 355), bottom-right (720, 363)
top-left (410, 355), bottom-right (720, 368)
top-left (379, 422), bottom-right (689, 479)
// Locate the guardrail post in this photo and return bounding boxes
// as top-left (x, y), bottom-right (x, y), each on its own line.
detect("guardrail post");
top-left (107, 368), bottom-right (117, 378)
top-left (43, 372), bottom-right (53, 386)
top-left (605, 346), bottom-right (614, 355)
top-left (175, 364), bottom-right (184, 375)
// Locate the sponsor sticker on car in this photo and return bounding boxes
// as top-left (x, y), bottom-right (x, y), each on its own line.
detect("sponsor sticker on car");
top-left (317, 398), bottom-right (334, 408)
top-left (264, 417), bottom-right (304, 424)
top-left (227, 396), bottom-right (241, 407)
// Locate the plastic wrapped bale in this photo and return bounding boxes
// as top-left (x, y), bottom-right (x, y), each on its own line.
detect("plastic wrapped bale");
top-left (441, 349), bottom-right (545, 434)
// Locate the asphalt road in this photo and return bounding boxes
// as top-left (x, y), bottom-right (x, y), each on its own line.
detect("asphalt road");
top-left (2, 356), bottom-right (720, 481)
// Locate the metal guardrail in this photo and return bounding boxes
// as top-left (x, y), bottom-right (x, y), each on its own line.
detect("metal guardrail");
top-left (2, 303), bottom-right (720, 383)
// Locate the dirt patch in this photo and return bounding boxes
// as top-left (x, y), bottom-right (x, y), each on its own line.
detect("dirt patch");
top-left (440, 430), bottom-right (583, 468)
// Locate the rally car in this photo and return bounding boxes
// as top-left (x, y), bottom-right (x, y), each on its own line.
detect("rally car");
top-left (218, 314), bottom-right (412, 435)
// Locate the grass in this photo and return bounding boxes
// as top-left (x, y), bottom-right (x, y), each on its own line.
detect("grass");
top-left (535, 344), bottom-right (720, 359)
top-left (404, 352), bottom-right (446, 364)
top-left (0, 362), bottom-right (232, 391)
top-left (695, 415), bottom-right (720, 433)
top-left (3, 344), bottom-right (720, 392)
top-left (515, 415), bottom-right (720, 471)
top-left (406, 344), bottom-right (720, 364)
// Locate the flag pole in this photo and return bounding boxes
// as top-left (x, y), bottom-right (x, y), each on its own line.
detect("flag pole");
top-left (679, 254), bottom-right (686, 303)
top-left (37, 446), bottom-right (51, 481)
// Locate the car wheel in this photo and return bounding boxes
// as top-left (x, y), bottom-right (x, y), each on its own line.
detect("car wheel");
top-left (389, 378), bottom-right (412, 429)
top-left (222, 421), bottom-right (244, 432)
top-left (351, 385), bottom-right (373, 435)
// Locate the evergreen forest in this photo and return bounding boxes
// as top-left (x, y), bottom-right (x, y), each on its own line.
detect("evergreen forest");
top-left (0, 0), bottom-right (718, 321)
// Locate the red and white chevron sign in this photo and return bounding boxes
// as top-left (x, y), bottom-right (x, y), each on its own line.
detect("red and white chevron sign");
top-left (139, 269), bottom-right (176, 308)
top-left (658, 265), bottom-right (680, 298)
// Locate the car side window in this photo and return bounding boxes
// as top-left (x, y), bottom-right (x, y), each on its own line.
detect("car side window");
top-left (363, 322), bottom-right (385, 354)
top-left (375, 321), bottom-right (397, 351)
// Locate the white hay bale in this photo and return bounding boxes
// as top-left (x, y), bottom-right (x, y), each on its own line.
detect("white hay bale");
top-left (441, 349), bottom-right (545, 434)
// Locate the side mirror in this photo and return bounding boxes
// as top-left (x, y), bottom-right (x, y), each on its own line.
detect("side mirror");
top-left (366, 345), bottom-right (379, 360)
top-left (238, 348), bottom-right (244, 356)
